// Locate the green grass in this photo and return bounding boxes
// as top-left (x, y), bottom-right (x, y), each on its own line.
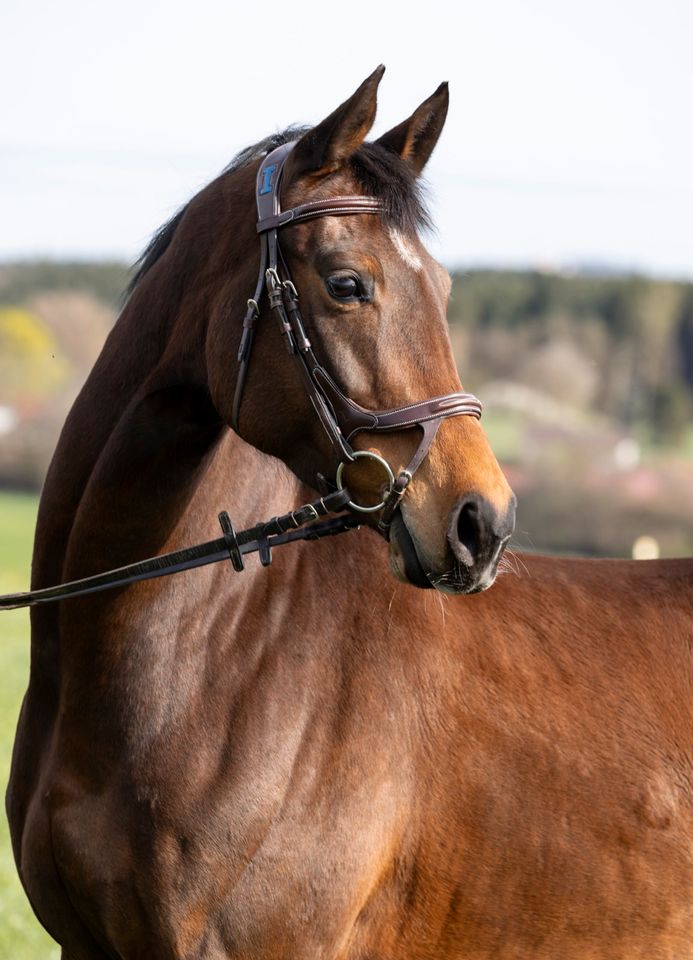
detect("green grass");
top-left (0, 492), bottom-right (59, 959)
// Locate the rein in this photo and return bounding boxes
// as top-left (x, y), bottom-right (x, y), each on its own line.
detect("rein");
top-left (0, 490), bottom-right (357, 610)
top-left (0, 141), bottom-right (483, 612)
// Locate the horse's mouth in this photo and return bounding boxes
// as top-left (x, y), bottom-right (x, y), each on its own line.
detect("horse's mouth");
top-left (387, 508), bottom-right (502, 595)
top-left (387, 510), bottom-right (433, 589)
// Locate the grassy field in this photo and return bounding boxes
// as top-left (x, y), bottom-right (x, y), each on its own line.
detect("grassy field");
top-left (0, 492), bottom-right (59, 959)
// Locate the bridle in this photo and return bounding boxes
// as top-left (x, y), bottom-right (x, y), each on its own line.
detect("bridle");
top-left (0, 141), bottom-right (484, 611)
top-left (231, 141), bottom-right (482, 535)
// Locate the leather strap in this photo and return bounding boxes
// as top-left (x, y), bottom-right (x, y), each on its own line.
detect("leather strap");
top-left (257, 196), bottom-right (382, 233)
top-left (377, 419), bottom-right (441, 533)
top-left (0, 489), bottom-right (357, 610)
top-left (312, 367), bottom-right (482, 440)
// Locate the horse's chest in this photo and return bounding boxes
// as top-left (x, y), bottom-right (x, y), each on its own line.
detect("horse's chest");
top-left (46, 665), bottom-right (413, 958)
top-left (49, 765), bottom-right (406, 958)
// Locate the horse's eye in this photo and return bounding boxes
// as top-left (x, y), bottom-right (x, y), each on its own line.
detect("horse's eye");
top-left (326, 274), bottom-right (363, 301)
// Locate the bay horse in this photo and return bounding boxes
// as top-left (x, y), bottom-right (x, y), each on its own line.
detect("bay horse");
top-left (7, 67), bottom-right (693, 959)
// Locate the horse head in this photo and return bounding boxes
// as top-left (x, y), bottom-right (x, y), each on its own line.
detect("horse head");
top-left (200, 68), bottom-right (516, 593)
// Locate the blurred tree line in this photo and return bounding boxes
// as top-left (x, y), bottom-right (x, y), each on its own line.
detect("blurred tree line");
top-left (0, 262), bottom-right (124, 488)
top-left (0, 261), bottom-right (128, 311)
top-left (449, 270), bottom-right (693, 443)
top-left (3, 261), bottom-right (691, 445)
top-left (444, 270), bottom-right (693, 557)
top-left (0, 261), bottom-right (691, 557)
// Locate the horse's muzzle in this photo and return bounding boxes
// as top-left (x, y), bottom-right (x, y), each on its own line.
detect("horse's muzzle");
top-left (388, 494), bottom-right (516, 594)
top-left (438, 493), bottom-right (516, 594)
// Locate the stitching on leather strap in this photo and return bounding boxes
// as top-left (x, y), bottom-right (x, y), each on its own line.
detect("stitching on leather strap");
top-left (257, 198), bottom-right (382, 234)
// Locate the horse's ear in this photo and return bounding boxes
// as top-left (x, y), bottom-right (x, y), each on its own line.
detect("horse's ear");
top-left (376, 82), bottom-right (449, 176)
top-left (287, 66), bottom-right (385, 180)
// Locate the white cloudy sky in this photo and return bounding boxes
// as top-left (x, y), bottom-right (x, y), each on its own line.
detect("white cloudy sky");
top-left (2, 0), bottom-right (692, 277)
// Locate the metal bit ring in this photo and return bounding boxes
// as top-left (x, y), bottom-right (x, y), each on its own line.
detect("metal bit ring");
top-left (336, 451), bottom-right (395, 513)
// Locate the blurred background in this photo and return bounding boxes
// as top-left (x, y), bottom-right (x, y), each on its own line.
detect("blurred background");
top-left (0, 1), bottom-right (692, 954)
top-left (1, 0), bottom-right (691, 562)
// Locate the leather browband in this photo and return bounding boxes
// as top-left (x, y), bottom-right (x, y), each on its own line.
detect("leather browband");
top-left (257, 196), bottom-right (382, 233)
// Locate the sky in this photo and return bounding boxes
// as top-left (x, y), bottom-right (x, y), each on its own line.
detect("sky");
top-left (2, 0), bottom-right (692, 278)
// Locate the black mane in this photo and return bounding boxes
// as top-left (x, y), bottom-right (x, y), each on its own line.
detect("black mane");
top-left (127, 126), bottom-right (430, 297)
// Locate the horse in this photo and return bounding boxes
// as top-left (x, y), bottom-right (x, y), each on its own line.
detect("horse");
top-left (6, 66), bottom-right (692, 959)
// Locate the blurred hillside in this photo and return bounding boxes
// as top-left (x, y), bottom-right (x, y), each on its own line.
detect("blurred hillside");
top-left (0, 260), bottom-right (691, 558)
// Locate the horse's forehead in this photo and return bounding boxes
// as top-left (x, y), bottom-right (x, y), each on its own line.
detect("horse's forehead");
top-left (287, 214), bottom-right (383, 266)
top-left (293, 216), bottom-right (449, 295)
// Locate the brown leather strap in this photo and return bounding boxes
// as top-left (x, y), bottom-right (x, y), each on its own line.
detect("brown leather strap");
top-left (377, 419), bottom-right (441, 533)
top-left (0, 489), bottom-right (358, 610)
top-left (257, 196), bottom-right (382, 233)
top-left (312, 366), bottom-right (481, 440)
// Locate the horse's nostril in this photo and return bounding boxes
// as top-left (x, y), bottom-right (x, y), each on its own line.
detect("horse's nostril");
top-left (450, 494), bottom-right (515, 570)
top-left (456, 500), bottom-right (481, 566)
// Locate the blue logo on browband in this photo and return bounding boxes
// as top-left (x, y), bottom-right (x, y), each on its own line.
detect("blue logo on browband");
top-left (259, 164), bottom-right (278, 196)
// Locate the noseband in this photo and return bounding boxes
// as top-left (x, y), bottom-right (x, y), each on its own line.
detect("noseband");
top-left (231, 141), bottom-right (482, 534)
top-left (0, 143), bottom-right (484, 610)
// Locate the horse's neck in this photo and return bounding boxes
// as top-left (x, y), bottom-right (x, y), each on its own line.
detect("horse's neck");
top-left (34, 369), bottom-right (314, 765)
top-left (52, 379), bottom-right (302, 586)
top-left (33, 284), bottom-right (187, 587)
